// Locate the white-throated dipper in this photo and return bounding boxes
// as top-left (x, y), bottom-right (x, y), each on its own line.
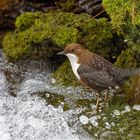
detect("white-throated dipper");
top-left (57, 43), bottom-right (140, 111)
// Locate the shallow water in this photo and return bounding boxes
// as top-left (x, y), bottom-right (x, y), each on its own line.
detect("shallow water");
top-left (0, 49), bottom-right (94, 140)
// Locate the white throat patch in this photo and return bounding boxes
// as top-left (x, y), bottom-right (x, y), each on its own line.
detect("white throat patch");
top-left (66, 53), bottom-right (81, 80)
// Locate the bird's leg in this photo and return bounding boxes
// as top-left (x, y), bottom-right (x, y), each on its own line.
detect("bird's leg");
top-left (101, 89), bottom-right (110, 110)
top-left (95, 93), bottom-right (100, 112)
top-left (104, 89), bottom-right (109, 102)
top-left (86, 93), bottom-right (100, 116)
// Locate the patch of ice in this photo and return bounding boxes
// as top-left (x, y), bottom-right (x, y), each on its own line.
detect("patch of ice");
top-left (133, 105), bottom-right (140, 111)
top-left (19, 79), bottom-right (50, 95)
top-left (121, 105), bottom-right (131, 114)
top-left (111, 122), bottom-right (115, 127)
top-left (91, 104), bottom-right (96, 110)
top-left (79, 115), bottom-right (89, 125)
top-left (89, 116), bottom-right (98, 127)
top-left (113, 110), bottom-right (121, 116)
top-left (0, 74), bottom-right (93, 140)
top-left (0, 94), bottom-right (92, 140)
top-left (50, 78), bottom-right (56, 84)
top-left (0, 115), bottom-right (11, 140)
top-left (0, 133), bottom-right (11, 140)
top-left (124, 39), bottom-right (128, 42)
top-left (0, 49), bottom-right (94, 140)
top-left (102, 117), bottom-right (107, 121)
top-left (105, 122), bottom-right (111, 129)
top-left (0, 74), bottom-right (8, 96)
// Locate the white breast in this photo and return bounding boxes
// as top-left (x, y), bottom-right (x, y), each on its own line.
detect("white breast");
top-left (66, 53), bottom-right (81, 80)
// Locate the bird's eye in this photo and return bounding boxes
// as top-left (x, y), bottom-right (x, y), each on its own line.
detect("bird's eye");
top-left (71, 49), bottom-right (74, 52)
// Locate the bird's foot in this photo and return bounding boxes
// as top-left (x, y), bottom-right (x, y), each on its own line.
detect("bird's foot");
top-left (86, 97), bottom-right (101, 116)
top-left (86, 109), bottom-right (98, 116)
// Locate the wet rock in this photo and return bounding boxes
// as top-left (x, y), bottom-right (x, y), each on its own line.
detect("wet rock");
top-left (0, 0), bottom-right (56, 31)
top-left (56, 0), bottom-right (106, 18)
top-left (76, 0), bottom-right (105, 17)
top-left (0, 0), bottom-right (19, 30)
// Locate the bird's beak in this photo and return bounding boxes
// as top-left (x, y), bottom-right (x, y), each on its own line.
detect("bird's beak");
top-left (57, 51), bottom-right (65, 55)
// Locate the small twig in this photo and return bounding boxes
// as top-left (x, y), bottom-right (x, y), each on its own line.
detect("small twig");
top-left (93, 10), bottom-right (105, 18)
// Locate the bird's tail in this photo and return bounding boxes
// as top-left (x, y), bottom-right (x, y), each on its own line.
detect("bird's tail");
top-left (130, 68), bottom-right (140, 76)
top-left (132, 69), bottom-right (140, 75)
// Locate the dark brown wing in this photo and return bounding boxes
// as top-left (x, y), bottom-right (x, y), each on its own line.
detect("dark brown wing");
top-left (89, 53), bottom-right (113, 70)
top-left (77, 64), bottom-right (118, 91)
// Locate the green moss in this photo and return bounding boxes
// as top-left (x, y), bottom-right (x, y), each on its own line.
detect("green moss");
top-left (84, 98), bottom-right (140, 139)
top-left (56, 0), bottom-right (77, 11)
top-left (103, 0), bottom-right (131, 34)
top-left (53, 25), bottom-right (80, 46)
top-left (115, 48), bottom-right (140, 68)
top-left (122, 76), bottom-right (140, 105)
top-left (37, 91), bottom-right (70, 111)
top-left (103, 0), bottom-right (140, 51)
top-left (15, 12), bottom-right (41, 30)
top-left (3, 11), bottom-right (115, 61)
top-left (115, 44), bottom-right (140, 104)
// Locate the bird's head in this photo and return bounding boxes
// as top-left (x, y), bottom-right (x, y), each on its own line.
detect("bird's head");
top-left (57, 43), bottom-right (85, 57)
top-left (57, 43), bottom-right (86, 63)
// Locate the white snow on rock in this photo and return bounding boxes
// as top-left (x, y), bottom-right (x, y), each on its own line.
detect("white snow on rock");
top-left (0, 74), bottom-right (93, 140)
top-left (0, 93), bottom-right (91, 140)
top-left (0, 74), bottom-right (8, 96)
top-left (105, 122), bottom-right (111, 129)
top-left (113, 110), bottom-right (121, 116)
top-left (89, 116), bottom-right (98, 127)
top-left (121, 105), bottom-right (131, 114)
top-left (0, 115), bottom-right (11, 140)
top-left (133, 105), bottom-right (140, 111)
top-left (50, 78), bottom-right (56, 84)
top-left (79, 115), bottom-right (89, 125)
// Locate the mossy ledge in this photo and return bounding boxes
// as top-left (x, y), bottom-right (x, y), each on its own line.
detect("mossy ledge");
top-left (3, 11), bottom-right (116, 61)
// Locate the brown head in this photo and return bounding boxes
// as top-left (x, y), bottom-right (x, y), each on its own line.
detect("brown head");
top-left (57, 43), bottom-right (86, 57)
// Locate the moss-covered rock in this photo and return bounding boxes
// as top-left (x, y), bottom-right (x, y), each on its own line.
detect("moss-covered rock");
top-left (129, 76), bottom-right (140, 104)
top-left (115, 45), bottom-right (140, 104)
top-left (123, 76), bottom-right (140, 105)
top-left (102, 0), bottom-right (140, 104)
top-left (115, 47), bottom-right (140, 68)
top-left (85, 107), bottom-right (140, 140)
top-left (3, 11), bottom-right (116, 61)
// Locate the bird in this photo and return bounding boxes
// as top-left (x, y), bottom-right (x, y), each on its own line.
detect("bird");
top-left (57, 43), bottom-right (140, 112)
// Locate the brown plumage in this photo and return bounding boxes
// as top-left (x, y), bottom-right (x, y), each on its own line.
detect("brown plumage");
top-left (58, 43), bottom-right (140, 92)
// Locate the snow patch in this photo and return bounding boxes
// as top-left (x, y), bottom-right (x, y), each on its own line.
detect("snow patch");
top-left (79, 115), bottom-right (89, 125)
